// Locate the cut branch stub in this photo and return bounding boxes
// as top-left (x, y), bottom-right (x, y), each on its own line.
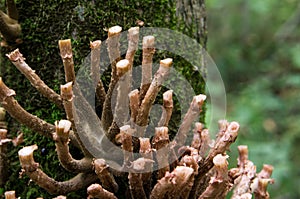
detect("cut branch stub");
top-left (18, 145), bottom-right (39, 172)
top-left (129, 89), bottom-right (140, 124)
top-left (60, 82), bottom-right (74, 125)
top-left (125, 27), bottom-right (140, 66)
top-left (199, 154), bottom-right (231, 199)
top-left (87, 183), bottom-right (117, 199)
top-left (90, 40), bottom-right (107, 112)
top-left (55, 120), bottom-right (71, 143)
top-left (114, 59), bottom-right (131, 123)
top-left (115, 125), bottom-right (134, 168)
top-left (150, 166), bottom-right (194, 199)
top-left (135, 58), bottom-right (173, 135)
top-left (94, 158), bottom-right (119, 193)
top-left (54, 120), bottom-right (93, 173)
top-left (152, 127), bottom-right (170, 179)
top-left (6, 49), bottom-right (63, 108)
top-left (0, 77), bottom-right (55, 138)
top-left (140, 35), bottom-right (155, 102)
top-left (158, 90), bottom-right (173, 127)
top-left (19, 144), bottom-right (97, 195)
top-left (175, 94), bottom-right (206, 147)
top-left (59, 39), bottom-right (76, 83)
top-left (90, 40), bottom-right (102, 84)
top-left (101, 25), bottom-right (122, 131)
top-left (4, 190), bottom-right (16, 199)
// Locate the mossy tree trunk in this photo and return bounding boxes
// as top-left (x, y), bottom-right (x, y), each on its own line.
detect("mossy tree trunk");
top-left (0, 0), bottom-right (207, 198)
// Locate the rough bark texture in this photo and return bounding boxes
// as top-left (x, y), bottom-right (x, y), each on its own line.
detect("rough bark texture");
top-left (6, 49), bottom-right (63, 108)
top-left (0, 107), bottom-right (9, 186)
top-left (18, 145), bottom-right (97, 195)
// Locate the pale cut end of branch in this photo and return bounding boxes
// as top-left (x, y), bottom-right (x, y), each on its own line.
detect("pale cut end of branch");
top-left (163, 90), bottom-right (173, 106)
top-left (160, 58), bottom-right (173, 68)
top-left (180, 155), bottom-right (199, 175)
top-left (258, 164), bottom-right (274, 179)
top-left (127, 27), bottom-right (139, 53)
top-left (116, 59), bottom-right (130, 76)
top-left (158, 90), bottom-right (173, 127)
top-left (237, 145), bottom-right (248, 168)
top-left (6, 48), bottom-right (24, 62)
top-left (213, 154), bottom-right (229, 179)
top-left (4, 190), bottom-right (16, 199)
top-left (59, 39), bottom-right (75, 83)
top-left (58, 39), bottom-right (72, 59)
top-left (212, 121), bottom-right (240, 155)
top-left (53, 196), bottom-right (66, 199)
top-left (173, 166), bottom-right (194, 184)
top-left (227, 121), bottom-right (240, 138)
top-left (195, 122), bottom-right (204, 132)
top-left (150, 166), bottom-right (194, 199)
top-left (108, 25), bottom-right (122, 37)
top-left (192, 94), bottom-right (206, 110)
top-left (90, 40), bottom-right (101, 49)
top-left (131, 157), bottom-right (154, 172)
top-left (60, 82), bottom-right (73, 101)
top-left (55, 120), bottom-right (72, 142)
top-left (139, 138), bottom-right (152, 154)
top-left (218, 119), bottom-right (228, 132)
top-left (0, 77), bottom-right (16, 101)
top-left (213, 154), bottom-right (228, 167)
top-left (143, 36), bottom-right (155, 48)
top-left (153, 127), bottom-right (169, 146)
top-left (128, 27), bottom-right (139, 39)
top-left (191, 122), bottom-right (203, 149)
top-left (18, 145), bottom-right (39, 171)
top-left (87, 184), bottom-right (117, 199)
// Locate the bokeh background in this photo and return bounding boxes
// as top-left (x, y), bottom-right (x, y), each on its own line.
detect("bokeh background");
top-left (206, 0), bottom-right (300, 198)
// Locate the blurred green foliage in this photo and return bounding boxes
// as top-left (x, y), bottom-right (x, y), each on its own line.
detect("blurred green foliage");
top-left (207, 0), bottom-right (300, 198)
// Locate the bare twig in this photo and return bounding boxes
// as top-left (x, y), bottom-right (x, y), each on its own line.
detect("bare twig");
top-left (6, 49), bottom-right (63, 108)
top-left (139, 36), bottom-right (155, 103)
top-left (87, 184), bottom-right (117, 199)
top-left (158, 90), bottom-right (173, 127)
top-left (90, 40), bottom-right (107, 112)
top-left (199, 154), bottom-right (232, 198)
top-left (94, 159), bottom-right (119, 193)
top-left (101, 26), bottom-right (122, 131)
top-left (0, 77), bottom-right (55, 138)
top-left (136, 58), bottom-right (172, 136)
top-left (18, 145), bottom-right (97, 195)
top-left (59, 39), bottom-right (76, 83)
top-left (150, 166), bottom-right (194, 199)
top-left (53, 120), bottom-right (93, 173)
top-left (174, 94), bottom-right (206, 147)
top-left (152, 127), bottom-right (170, 179)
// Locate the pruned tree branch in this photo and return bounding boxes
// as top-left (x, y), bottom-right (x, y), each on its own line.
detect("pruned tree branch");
top-left (6, 49), bottom-right (63, 108)
top-left (18, 145), bottom-right (97, 195)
